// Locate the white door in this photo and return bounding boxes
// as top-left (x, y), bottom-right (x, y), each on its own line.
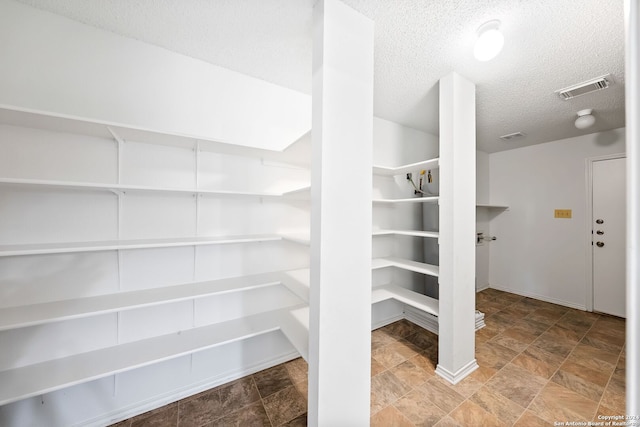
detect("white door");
top-left (592, 157), bottom-right (626, 318)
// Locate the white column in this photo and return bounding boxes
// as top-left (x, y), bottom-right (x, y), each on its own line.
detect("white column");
top-left (308, 0), bottom-right (373, 425)
top-left (625, 0), bottom-right (640, 416)
top-left (435, 72), bottom-right (479, 384)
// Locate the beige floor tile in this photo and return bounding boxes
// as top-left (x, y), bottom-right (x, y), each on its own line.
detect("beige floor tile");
top-left (486, 363), bottom-right (547, 408)
top-left (567, 343), bottom-right (618, 372)
top-left (531, 331), bottom-right (578, 358)
top-left (253, 365), bottom-right (293, 398)
top-left (529, 382), bottom-right (599, 423)
top-left (449, 400), bottom-right (508, 427)
top-left (475, 342), bottom-right (519, 370)
top-left (500, 326), bottom-right (540, 345)
top-left (372, 328), bottom-right (400, 350)
top-left (467, 365), bottom-right (498, 383)
top-left (210, 401), bottom-right (271, 427)
top-left (391, 359), bottom-right (432, 389)
top-left (434, 416), bottom-right (464, 426)
top-left (381, 319), bottom-right (421, 339)
top-left (284, 357), bottom-right (308, 384)
top-left (262, 385), bottom-right (307, 426)
top-left (489, 333), bottom-right (530, 353)
top-left (551, 369), bottom-right (605, 402)
top-left (371, 406), bottom-right (415, 427)
top-left (409, 351), bottom-right (438, 375)
top-left (216, 378), bottom-right (261, 417)
top-left (600, 380), bottom-right (626, 413)
top-left (371, 356), bottom-right (387, 376)
top-left (131, 403), bottom-right (178, 427)
top-left (546, 323), bottom-right (588, 342)
top-left (560, 359), bottom-right (611, 387)
top-left (371, 371), bottom-right (413, 414)
top-left (416, 377), bottom-right (465, 413)
top-left (469, 386), bottom-right (526, 425)
top-left (178, 390), bottom-right (221, 427)
top-left (372, 340), bottom-right (420, 369)
top-left (393, 389), bottom-right (447, 426)
top-left (513, 410), bottom-right (551, 427)
top-left (511, 345), bottom-right (563, 380)
top-left (432, 374), bottom-right (484, 399)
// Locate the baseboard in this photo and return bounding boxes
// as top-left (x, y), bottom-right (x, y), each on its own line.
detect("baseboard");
top-left (81, 350), bottom-right (300, 427)
top-left (372, 313), bottom-right (405, 330)
top-left (476, 284), bottom-right (490, 292)
top-left (403, 305), bottom-right (438, 335)
top-left (435, 359), bottom-right (479, 385)
top-left (490, 284), bottom-right (587, 311)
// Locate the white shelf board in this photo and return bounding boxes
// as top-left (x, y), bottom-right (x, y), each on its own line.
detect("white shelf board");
top-left (0, 177), bottom-right (308, 198)
top-left (0, 235), bottom-right (288, 257)
top-left (0, 308), bottom-right (296, 406)
top-left (372, 158), bottom-right (439, 176)
top-left (476, 204), bottom-right (509, 209)
top-left (279, 268), bottom-right (310, 303)
top-left (279, 306), bottom-right (310, 362)
top-left (372, 229), bottom-right (439, 239)
top-left (281, 233), bottom-right (311, 246)
top-left (373, 196), bottom-right (439, 204)
top-left (372, 284), bottom-right (439, 317)
top-left (0, 272), bottom-right (288, 331)
top-left (0, 105), bottom-right (311, 165)
top-left (282, 185), bottom-right (311, 200)
top-left (372, 257), bottom-right (439, 277)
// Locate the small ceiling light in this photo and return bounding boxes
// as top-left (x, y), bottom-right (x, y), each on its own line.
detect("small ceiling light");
top-left (575, 109), bottom-right (596, 129)
top-left (474, 20), bottom-right (504, 61)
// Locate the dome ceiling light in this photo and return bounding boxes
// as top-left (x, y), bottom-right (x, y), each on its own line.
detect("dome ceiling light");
top-left (575, 109), bottom-right (596, 129)
top-left (474, 20), bottom-right (504, 62)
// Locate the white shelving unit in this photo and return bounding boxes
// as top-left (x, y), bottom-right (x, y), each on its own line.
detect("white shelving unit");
top-left (372, 154), bottom-right (485, 340)
top-left (0, 106), bottom-right (312, 409)
top-left (0, 177), bottom-right (308, 198)
top-left (372, 158), bottom-right (439, 176)
top-left (372, 195), bottom-right (438, 204)
top-left (372, 257), bottom-right (439, 277)
top-left (371, 157), bottom-right (442, 322)
top-left (0, 306), bottom-right (309, 406)
top-left (0, 272), bottom-right (298, 331)
top-left (372, 229), bottom-right (439, 239)
top-left (0, 235), bottom-right (307, 257)
top-left (476, 203), bottom-right (509, 209)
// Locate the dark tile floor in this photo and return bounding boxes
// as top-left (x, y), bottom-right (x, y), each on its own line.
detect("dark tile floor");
top-left (111, 289), bottom-right (626, 426)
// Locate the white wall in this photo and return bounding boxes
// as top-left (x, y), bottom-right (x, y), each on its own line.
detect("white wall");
top-left (476, 150), bottom-right (491, 290)
top-left (489, 128), bottom-right (626, 309)
top-left (0, 0), bottom-right (310, 152)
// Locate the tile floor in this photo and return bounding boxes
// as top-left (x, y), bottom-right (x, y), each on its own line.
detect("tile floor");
top-left (110, 288), bottom-right (626, 426)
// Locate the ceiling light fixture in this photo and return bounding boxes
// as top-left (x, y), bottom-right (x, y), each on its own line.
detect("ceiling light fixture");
top-left (474, 20), bottom-right (504, 61)
top-left (575, 109), bottom-right (596, 129)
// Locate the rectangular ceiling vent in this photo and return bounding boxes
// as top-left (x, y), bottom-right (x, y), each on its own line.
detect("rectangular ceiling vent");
top-left (500, 132), bottom-right (525, 141)
top-left (556, 74), bottom-right (612, 100)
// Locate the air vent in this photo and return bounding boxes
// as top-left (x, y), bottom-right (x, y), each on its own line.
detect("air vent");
top-left (556, 74), bottom-right (611, 100)
top-left (500, 132), bottom-right (525, 141)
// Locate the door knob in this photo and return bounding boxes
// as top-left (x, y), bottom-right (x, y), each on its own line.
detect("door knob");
top-left (596, 241), bottom-right (605, 247)
top-left (596, 230), bottom-right (604, 235)
top-left (596, 219), bottom-right (604, 224)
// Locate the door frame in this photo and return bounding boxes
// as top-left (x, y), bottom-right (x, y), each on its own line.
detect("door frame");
top-left (584, 153), bottom-right (626, 312)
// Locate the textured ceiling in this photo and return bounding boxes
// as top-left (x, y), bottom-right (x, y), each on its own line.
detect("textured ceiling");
top-left (14, 0), bottom-right (626, 153)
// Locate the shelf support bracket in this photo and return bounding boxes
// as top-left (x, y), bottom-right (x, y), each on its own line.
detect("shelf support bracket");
top-left (107, 127), bottom-right (125, 185)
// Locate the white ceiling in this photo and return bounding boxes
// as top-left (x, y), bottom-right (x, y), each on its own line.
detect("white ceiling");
top-left (15, 0), bottom-right (626, 153)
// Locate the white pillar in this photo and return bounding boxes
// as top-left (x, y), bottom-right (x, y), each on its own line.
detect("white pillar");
top-left (625, 0), bottom-right (640, 416)
top-left (308, 0), bottom-right (373, 425)
top-left (435, 72), bottom-right (479, 384)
